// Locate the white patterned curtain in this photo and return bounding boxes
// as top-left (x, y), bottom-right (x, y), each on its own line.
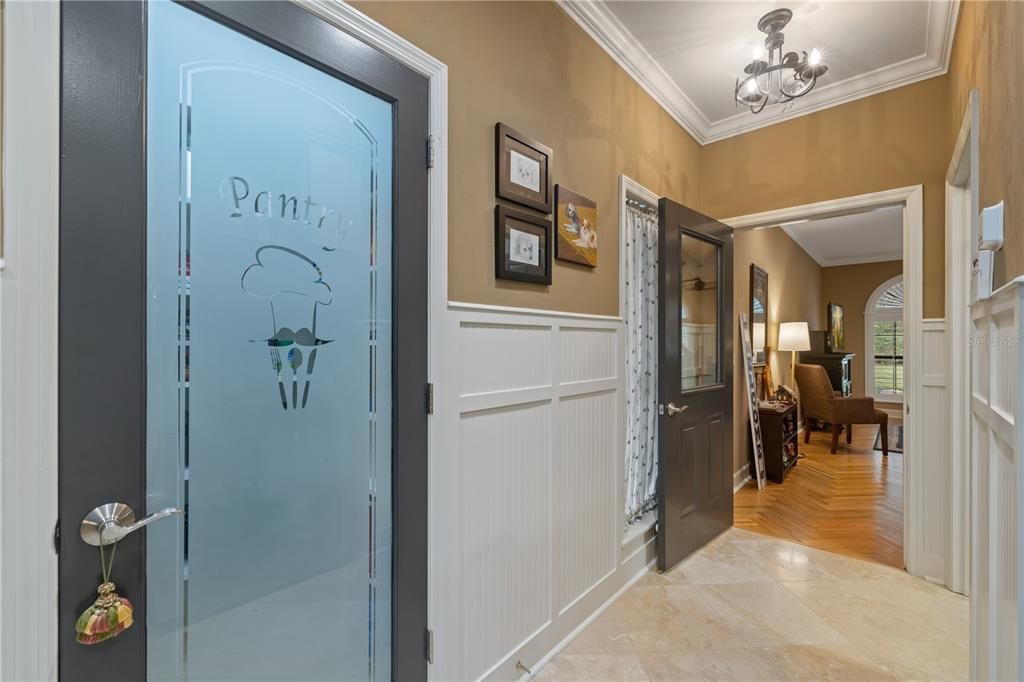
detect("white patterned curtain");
top-left (624, 202), bottom-right (659, 524)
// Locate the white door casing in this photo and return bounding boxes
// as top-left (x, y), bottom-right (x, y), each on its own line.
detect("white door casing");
top-left (946, 89), bottom-right (979, 597)
top-left (722, 185), bottom-right (947, 583)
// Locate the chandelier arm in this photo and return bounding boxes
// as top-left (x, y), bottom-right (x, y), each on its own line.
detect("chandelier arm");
top-left (750, 92), bottom-right (770, 114)
top-left (779, 75), bottom-right (806, 99)
top-left (753, 62), bottom-right (769, 97)
top-left (786, 75), bottom-right (817, 99)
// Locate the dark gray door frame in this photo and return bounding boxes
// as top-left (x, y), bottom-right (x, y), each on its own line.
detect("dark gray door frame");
top-left (59, 2), bottom-right (429, 679)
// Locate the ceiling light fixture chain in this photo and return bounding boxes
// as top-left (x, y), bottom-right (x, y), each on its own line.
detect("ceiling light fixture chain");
top-left (735, 8), bottom-right (828, 114)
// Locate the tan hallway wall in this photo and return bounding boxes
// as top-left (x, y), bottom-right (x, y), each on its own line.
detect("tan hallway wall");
top-left (700, 77), bottom-right (948, 319)
top-left (947, 0), bottom-right (1024, 288)
top-left (353, 0), bottom-right (1024, 478)
top-left (821, 260), bottom-right (904, 399)
top-left (733, 227), bottom-right (823, 473)
top-left (353, 1), bottom-right (701, 316)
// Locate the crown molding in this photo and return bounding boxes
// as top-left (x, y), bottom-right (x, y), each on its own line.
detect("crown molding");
top-left (557, 0), bottom-right (708, 142)
top-left (820, 252), bottom-right (904, 268)
top-left (780, 224), bottom-right (902, 268)
top-left (559, 0), bottom-right (960, 146)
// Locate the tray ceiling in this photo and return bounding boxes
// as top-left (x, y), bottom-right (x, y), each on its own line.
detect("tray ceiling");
top-left (561, 1), bottom-right (959, 144)
top-left (781, 206), bottom-right (903, 267)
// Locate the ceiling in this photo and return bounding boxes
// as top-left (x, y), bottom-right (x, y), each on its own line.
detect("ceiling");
top-left (780, 206), bottom-right (903, 266)
top-left (561, 1), bottom-right (959, 144)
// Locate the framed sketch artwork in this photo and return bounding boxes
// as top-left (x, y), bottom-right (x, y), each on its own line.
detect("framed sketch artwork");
top-left (495, 123), bottom-right (553, 213)
top-left (555, 185), bottom-right (597, 267)
top-left (495, 205), bottom-right (552, 284)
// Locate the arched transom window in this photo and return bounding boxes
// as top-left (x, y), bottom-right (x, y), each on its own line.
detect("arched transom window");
top-left (865, 276), bottom-right (904, 400)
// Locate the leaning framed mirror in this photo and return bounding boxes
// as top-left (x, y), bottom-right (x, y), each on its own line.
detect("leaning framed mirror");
top-left (750, 264), bottom-right (768, 366)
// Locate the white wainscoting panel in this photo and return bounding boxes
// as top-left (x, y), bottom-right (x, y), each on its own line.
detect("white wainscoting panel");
top-left (910, 319), bottom-right (950, 582)
top-left (0, 4), bottom-right (60, 679)
top-left (433, 303), bottom-right (653, 681)
top-left (460, 322), bottom-right (552, 396)
top-left (461, 403), bottom-right (552, 680)
top-left (969, 278), bottom-right (1024, 681)
top-left (558, 326), bottom-right (617, 384)
top-left (554, 391), bottom-right (618, 614)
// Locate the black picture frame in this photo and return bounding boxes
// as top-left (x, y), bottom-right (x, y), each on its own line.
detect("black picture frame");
top-left (495, 205), bottom-right (552, 284)
top-left (495, 122), bottom-right (553, 213)
top-left (750, 264), bottom-right (768, 365)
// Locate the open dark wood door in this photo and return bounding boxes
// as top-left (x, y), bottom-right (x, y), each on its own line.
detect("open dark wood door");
top-left (657, 199), bottom-right (734, 571)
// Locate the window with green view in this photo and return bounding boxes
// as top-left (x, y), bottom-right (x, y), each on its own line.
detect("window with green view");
top-left (867, 277), bottom-right (904, 400)
top-left (873, 319), bottom-right (903, 396)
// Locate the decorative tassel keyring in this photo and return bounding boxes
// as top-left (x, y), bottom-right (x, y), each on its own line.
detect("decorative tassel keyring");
top-left (74, 539), bottom-right (134, 645)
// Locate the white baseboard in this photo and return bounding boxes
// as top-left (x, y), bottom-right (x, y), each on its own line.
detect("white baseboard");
top-left (525, 559), bottom-right (655, 680)
top-left (733, 464), bottom-right (751, 492)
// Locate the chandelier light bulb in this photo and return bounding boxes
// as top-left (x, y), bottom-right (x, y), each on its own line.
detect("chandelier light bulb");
top-left (746, 78), bottom-right (758, 94)
top-left (752, 44), bottom-right (764, 60)
top-left (808, 48), bottom-right (822, 66)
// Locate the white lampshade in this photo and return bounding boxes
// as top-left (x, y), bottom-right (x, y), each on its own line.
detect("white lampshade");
top-left (752, 322), bottom-right (766, 351)
top-left (777, 322), bottom-right (810, 352)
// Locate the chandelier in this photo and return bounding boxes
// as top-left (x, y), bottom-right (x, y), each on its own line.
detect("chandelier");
top-left (734, 8), bottom-right (828, 114)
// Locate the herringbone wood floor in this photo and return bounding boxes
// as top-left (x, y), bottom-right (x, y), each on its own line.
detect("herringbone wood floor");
top-left (735, 421), bottom-right (904, 568)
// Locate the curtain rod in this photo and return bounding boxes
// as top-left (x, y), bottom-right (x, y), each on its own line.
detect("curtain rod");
top-left (626, 197), bottom-right (658, 215)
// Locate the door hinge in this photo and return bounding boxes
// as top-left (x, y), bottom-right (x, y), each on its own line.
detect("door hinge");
top-left (426, 135), bottom-right (436, 170)
top-left (53, 519), bottom-right (61, 555)
top-left (425, 627), bottom-right (434, 664)
top-left (426, 382), bottom-right (434, 415)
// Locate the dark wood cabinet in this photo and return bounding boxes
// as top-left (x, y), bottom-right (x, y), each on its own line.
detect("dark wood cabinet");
top-left (750, 402), bottom-right (799, 483)
top-left (804, 331), bottom-right (855, 397)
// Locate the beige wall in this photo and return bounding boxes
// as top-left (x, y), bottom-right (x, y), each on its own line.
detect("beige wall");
top-left (821, 260), bottom-right (903, 399)
top-left (733, 227), bottom-right (823, 472)
top-left (351, 2), bottom-right (1022, 477)
top-left (701, 77), bottom-right (949, 319)
top-left (354, 1), bottom-right (701, 316)
top-left (947, 0), bottom-right (1024, 288)
top-left (355, 1), bottom-right (1023, 319)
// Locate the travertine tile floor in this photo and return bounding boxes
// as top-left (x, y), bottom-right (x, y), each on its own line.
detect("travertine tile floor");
top-left (536, 528), bottom-right (968, 681)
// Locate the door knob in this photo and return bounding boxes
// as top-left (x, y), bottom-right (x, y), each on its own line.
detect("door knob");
top-left (79, 502), bottom-right (183, 547)
top-left (666, 402), bottom-right (688, 417)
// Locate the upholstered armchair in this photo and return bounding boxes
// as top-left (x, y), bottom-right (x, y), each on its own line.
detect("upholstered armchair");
top-left (795, 364), bottom-right (889, 456)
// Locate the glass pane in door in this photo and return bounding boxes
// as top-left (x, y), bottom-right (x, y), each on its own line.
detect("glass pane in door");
top-left (146, 3), bottom-right (393, 679)
top-left (679, 230), bottom-right (721, 390)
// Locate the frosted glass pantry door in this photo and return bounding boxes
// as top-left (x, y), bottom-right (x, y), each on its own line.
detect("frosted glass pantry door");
top-left (146, 2), bottom-right (393, 679)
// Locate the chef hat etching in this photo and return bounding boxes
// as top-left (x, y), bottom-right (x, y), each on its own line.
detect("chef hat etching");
top-left (242, 245), bottom-right (333, 410)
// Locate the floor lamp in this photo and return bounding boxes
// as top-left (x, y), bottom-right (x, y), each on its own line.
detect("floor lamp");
top-left (778, 322), bottom-right (811, 391)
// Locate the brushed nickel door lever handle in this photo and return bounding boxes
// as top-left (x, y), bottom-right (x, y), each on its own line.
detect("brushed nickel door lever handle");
top-left (667, 402), bottom-right (688, 417)
top-left (79, 502), bottom-right (183, 546)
